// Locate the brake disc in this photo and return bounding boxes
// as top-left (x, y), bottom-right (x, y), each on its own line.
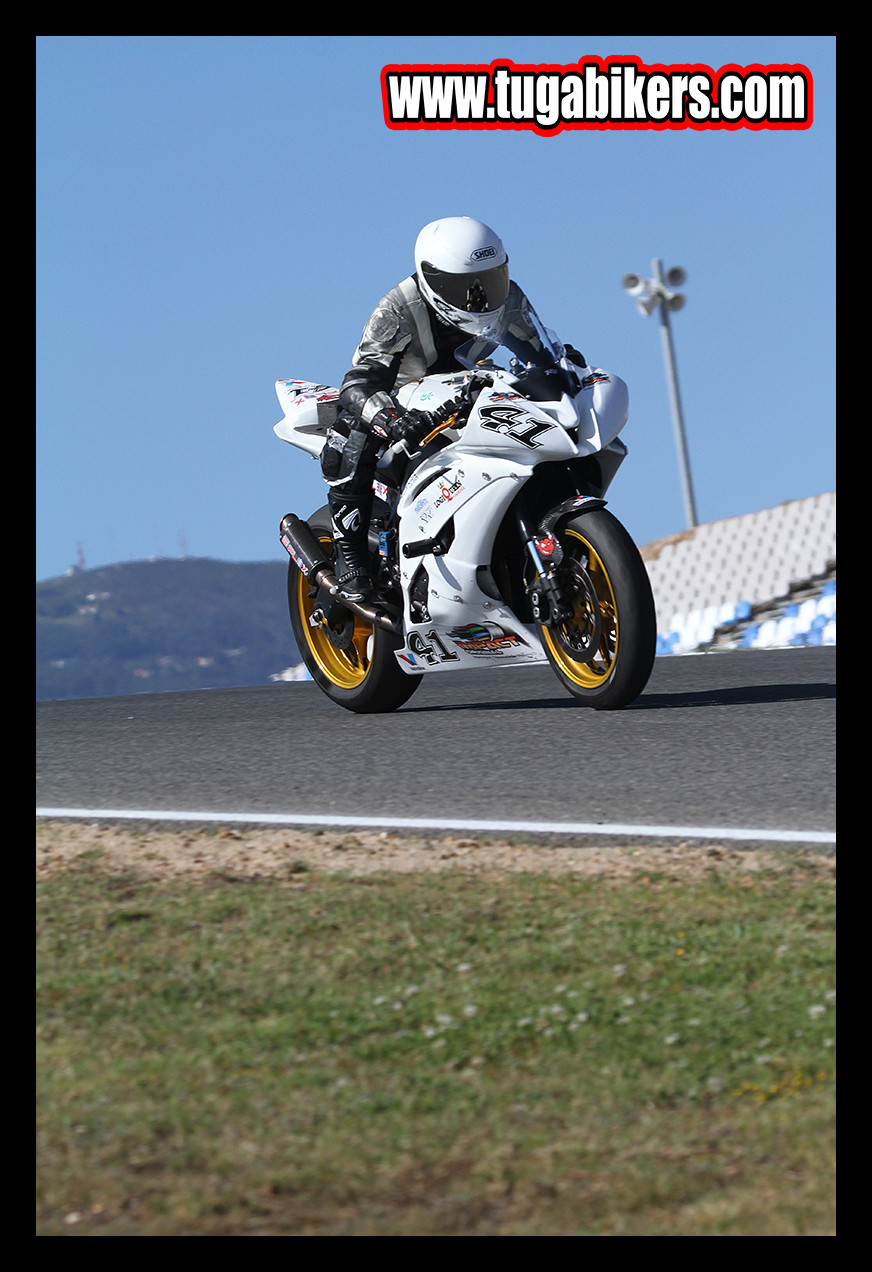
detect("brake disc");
top-left (552, 556), bottom-right (602, 664)
top-left (311, 605), bottom-right (358, 659)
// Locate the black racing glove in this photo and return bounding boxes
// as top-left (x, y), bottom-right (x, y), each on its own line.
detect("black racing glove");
top-left (372, 406), bottom-right (433, 449)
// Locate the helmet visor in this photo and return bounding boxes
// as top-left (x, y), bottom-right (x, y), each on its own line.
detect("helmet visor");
top-left (421, 260), bottom-right (510, 315)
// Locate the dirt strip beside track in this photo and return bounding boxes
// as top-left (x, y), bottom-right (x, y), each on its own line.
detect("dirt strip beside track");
top-left (36, 820), bottom-right (834, 884)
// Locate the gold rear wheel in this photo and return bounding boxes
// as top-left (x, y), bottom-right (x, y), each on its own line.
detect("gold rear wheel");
top-left (294, 541), bottom-right (374, 690)
top-left (286, 509), bottom-right (422, 714)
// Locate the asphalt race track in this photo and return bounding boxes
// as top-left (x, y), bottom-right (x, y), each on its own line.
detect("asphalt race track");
top-left (36, 647), bottom-right (835, 847)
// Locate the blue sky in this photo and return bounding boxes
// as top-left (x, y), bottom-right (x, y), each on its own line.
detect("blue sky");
top-left (36, 35), bottom-right (835, 582)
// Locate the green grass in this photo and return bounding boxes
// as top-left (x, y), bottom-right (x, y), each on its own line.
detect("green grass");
top-left (36, 852), bottom-right (835, 1235)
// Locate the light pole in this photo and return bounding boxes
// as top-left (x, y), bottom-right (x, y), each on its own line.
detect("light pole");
top-left (621, 259), bottom-right (698, 529)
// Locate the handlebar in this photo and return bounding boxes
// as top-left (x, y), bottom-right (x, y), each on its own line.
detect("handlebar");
top-left (388, 415), bottom-right (460, 458)
top-left (387, 399), bottom-right (463, 458)
top-left (388, 381), bottom-right (486, 457)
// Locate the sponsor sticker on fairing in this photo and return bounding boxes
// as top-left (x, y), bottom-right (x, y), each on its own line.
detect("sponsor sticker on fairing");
top-left (447, 622), bottom-right (530, 655)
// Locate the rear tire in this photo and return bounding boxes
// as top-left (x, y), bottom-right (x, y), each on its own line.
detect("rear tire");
top-left (536, 508), bottom-right (655, 709)
top-left (287, 509), bottom-right (422, 713)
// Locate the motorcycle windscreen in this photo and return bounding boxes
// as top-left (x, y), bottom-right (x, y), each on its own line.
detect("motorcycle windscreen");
top-left (455, 299), bottom-right (563, 372)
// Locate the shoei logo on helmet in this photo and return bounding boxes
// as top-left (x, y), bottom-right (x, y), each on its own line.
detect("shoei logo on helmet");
top-left (471, 246), bottom-right (497, 261)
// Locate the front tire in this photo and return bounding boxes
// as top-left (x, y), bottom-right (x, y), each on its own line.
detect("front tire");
top-left (287, 509), bottom-right (421, 714)
top-left (536, 508), bottom-right (655, 709)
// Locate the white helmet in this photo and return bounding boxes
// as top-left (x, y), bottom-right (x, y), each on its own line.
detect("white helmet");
top-left (414, 216), bottom-right (510, 334)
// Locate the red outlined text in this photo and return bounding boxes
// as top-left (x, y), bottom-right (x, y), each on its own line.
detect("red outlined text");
top-left (381, 56), bottom-right (813, 135)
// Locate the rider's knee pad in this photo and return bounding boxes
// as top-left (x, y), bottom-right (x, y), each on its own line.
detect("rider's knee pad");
top-left (320, 437), bottom-right (344, 482)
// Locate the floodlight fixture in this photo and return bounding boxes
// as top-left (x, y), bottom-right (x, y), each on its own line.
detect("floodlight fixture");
top-left (621, 259), bottom-right (697, 529)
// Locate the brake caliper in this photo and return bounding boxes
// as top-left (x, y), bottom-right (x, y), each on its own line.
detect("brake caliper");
top-left (525, 532), bottom-right (574, 625)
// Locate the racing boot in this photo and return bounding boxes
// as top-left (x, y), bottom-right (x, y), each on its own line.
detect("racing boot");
top-left (328, 492), bottom-right (376, 604)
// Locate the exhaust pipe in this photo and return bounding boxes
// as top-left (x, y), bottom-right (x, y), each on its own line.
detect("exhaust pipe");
top-left (280, 513), bottom-right (333, 584)
top-left (279, 513), bottom-right (402, 635)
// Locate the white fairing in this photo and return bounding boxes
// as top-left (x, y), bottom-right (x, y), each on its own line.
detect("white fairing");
top-left (275, 328), bottom-right (630, 674)
top-left (575, 370), bottom-right (629, 454)
top-left (273, 380), bottom-right (340, 457)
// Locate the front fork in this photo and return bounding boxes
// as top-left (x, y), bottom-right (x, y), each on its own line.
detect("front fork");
top-left (518, 493), bottom-right (608, 628)
top-left (517, 508), bottom-right (575, 626)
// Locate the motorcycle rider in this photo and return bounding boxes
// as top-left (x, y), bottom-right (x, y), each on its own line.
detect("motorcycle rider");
top-left (321, 215), bottom-right (559, 603)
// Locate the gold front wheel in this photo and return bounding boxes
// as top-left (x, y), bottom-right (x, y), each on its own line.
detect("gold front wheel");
top-left (536, 509), bottom-right (655, 709)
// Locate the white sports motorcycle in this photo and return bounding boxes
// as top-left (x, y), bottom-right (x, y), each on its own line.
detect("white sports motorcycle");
top-left (275, 314), bottom-right (655, 713)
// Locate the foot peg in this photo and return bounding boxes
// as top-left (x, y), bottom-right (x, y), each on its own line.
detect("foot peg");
top-left (335, 568), bottom-right (375, 604)
top-left (280, 513), bottom-right (401, 636)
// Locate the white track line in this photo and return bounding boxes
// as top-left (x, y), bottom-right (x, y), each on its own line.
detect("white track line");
top-left (35, 808), bottom-right (835, 845)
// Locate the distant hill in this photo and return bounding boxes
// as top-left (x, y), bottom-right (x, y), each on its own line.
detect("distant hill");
top-left (36, 558), bottom-right (301, 701)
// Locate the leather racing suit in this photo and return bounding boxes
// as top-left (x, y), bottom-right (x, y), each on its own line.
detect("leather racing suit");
top-left (321, 274), bottom-right (543, 598)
